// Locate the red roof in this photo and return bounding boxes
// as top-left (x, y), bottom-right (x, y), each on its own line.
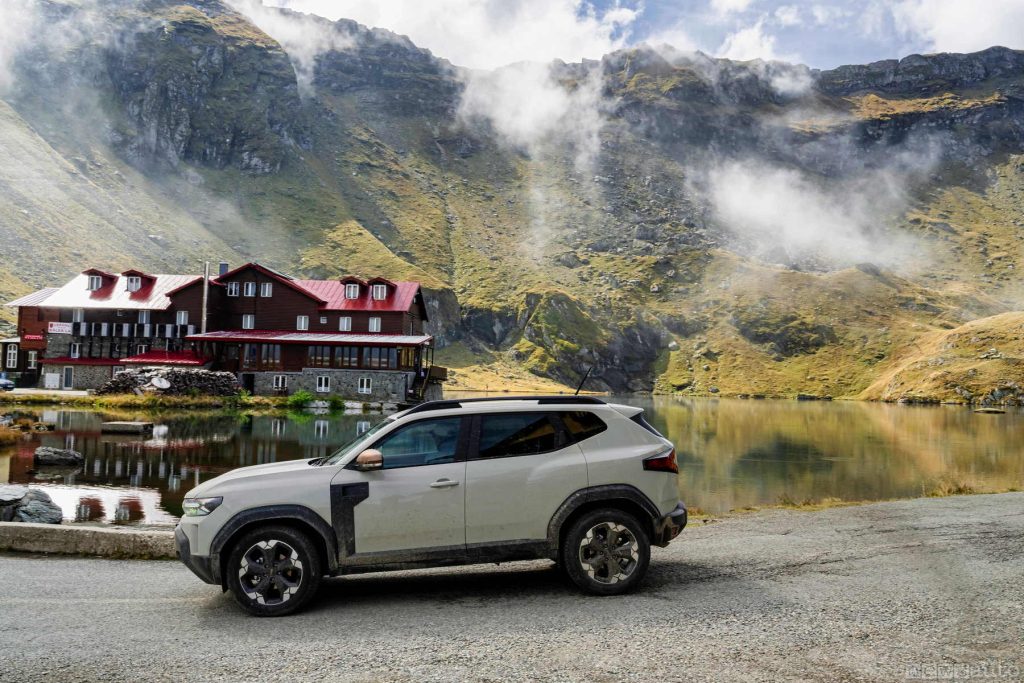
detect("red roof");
top-left (40, 273), bottom-right (202, 310)
top-left (188, 330), bottom-right (431, 346)
top-left (122, 351), bottom-right (209, 366)
top-left (213, 263), bottom-right (326, 303)
top-left (40, 357), bottom-right (122, 366)
top-left (295, 279), bottom-right (420, 313)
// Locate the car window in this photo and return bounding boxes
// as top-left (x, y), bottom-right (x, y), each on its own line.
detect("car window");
top-left (374, 417), bottom-right (462, 469)
top-left (476, 413), bottom-right (560, 459)
top-left (559, 411), bottom-right (607, 444)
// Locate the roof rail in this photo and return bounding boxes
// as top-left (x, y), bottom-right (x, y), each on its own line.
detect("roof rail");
top-left (404, 395), bottom-right (606, 415)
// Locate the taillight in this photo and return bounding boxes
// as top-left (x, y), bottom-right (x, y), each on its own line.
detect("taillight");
top-left (643, 449), bottom-right (678, 474)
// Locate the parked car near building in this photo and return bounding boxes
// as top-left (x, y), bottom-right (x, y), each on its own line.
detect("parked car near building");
top-left (0, 378), bottom-right (14, 391)
top-left (175, 396), bottom-right (688, 616)
top-left (3, 263), bottom-right (446, 402)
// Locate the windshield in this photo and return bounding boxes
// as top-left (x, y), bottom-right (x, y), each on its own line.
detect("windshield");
top-left (322, 416), bottom-right (394, 465)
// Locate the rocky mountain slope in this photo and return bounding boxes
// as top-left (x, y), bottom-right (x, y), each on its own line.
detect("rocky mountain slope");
top-left (2, 0), bottom-right (1023, 400)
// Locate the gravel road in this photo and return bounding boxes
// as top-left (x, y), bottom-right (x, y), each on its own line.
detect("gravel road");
top-left (1, 493), bottom-right (1022, 683)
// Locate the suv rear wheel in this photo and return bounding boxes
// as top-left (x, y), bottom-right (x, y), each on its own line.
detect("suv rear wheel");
top-left (561, 508), bottom-right (650, 595)
top-left (226, 525), bottom-right (322, 617)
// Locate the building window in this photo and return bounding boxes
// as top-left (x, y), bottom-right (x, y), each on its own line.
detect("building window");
top-left (345, 283), bottom-right (360, 299)
top-left (319, 316), bottom-right (327, 324)
top-left (296, 315), bottom-right (309, 331)
top-left (138, 310), bottom-right (150, 324)
top-left (5, 344), bottom-right (17, 369)
top-left (368, 317), bottom-right (381, 333)
top-left (72, 308), bottom-right (84, 323)
top-left (358, 377), bottom-right (372, 394)
top-left (316, 375), bottom-right (331, 393)
top-left (372, 284), bottom-right (387, 300)
top-left (273, 375), bottom-right (288, 391)
top-left (136, 344), bottom-right (148, 355)
top-left (87, 275), bottom-right (102, 291)
top-left (226, 282), bottom-right (240, 297)
top-left (126, 276), bottom-right (141, 292)
top-left (308, 345), bottom-right (331, 367)
top-left (242, 314), bottom-right (255, 330)
top-left (69, 343), bottom-right (81, 360)
top-left (335, 346), bottom-right (359, 368)
top-left (113, 366), bottom-right (126, 376)
top-left (176, 310), bottom-right (189, 326)
top-left (260, 282), bottom-right (273, 297)
top-left (26, 351), bottom-right (37, 370)
top-left (243, 282), bottom-right (256, 297)
top-left (261, 345), bottom-right (281, 369)
top-left (339, 316), bottom-right (352, 332)
top-left (357, 420), bottom-right (371, 435)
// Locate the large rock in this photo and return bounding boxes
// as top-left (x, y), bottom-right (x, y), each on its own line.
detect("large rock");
top-left (14, 490), bottom-right (63, 524)
top-left (34, 446), bottom-right (84, 466)
top-left (0, 486), bottom-right (63, 524)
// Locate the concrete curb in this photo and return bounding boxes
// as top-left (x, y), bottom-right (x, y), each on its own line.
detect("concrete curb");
top-left (0, 522), bottom-right (175, 559)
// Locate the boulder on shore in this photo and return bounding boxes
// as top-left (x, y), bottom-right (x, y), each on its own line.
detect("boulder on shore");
top-left (0, 485), bottom-right (63, 524)
top-left (34, 446), bottom-right (84, 466)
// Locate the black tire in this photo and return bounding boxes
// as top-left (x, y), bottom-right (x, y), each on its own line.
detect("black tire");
top-left (226, 525), bottom-right (322, 617)
top-left (561, 508), bottom-right (650, 595)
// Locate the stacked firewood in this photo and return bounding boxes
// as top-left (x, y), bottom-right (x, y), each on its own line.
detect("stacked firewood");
top-left (95, 368), bottom-right (241, 396)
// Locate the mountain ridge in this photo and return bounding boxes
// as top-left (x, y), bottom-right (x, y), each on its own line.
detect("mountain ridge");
top-left (1, 0), bottom-right (1023, 401)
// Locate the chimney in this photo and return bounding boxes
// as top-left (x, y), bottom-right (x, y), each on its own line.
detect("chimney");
top-left (218, 262), bottom-right (229, 276)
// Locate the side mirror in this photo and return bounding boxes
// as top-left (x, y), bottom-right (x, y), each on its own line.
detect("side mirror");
top-left (353, 448), bottom-right (383, 472)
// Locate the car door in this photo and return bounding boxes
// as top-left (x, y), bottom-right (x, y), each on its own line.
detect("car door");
top-left (464, 411), bottom-right (588, 545)
top-left (335, 415), bottom-right (469, 558)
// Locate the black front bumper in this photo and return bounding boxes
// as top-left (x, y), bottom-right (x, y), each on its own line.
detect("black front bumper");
top-left (175, 526), bottom-right (218, 585)
top-left (653, 502), bottom-right (687, 547)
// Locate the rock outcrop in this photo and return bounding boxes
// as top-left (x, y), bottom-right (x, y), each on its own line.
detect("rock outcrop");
top-left (0, 486), bottom-right (63, 524)
top-left (34, 447), bottom-right (85, 467)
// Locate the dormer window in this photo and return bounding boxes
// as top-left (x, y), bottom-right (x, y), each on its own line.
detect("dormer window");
top-left (243, 282), bottom-right (256, 297)
top-left (87, 275), bottom-right (102, 291)
top-left (260, 282), bottom-right (273, 297)
top-left (372, 284), bottom-right (387, 301)
top-left (126, 276), bottom-right (142, 292)
top-left (345, 283), bottom-right (360, 299)
top-left (226, 282), bottom-right (240, 297)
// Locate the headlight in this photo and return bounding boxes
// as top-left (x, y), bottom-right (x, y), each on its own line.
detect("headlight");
top-left (182, 497), bottom-right (223, 516)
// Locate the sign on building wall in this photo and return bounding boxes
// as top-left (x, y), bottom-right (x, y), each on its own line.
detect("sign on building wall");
top-left (48, 322), bottom-right (73, 335)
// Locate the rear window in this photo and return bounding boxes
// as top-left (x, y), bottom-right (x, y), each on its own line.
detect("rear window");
top-left (477, 413), bottom-right (560, 458)
top-left (630, 412), bottom-right (664, 438)
top-left (559, 411), bottom-right (607, 444)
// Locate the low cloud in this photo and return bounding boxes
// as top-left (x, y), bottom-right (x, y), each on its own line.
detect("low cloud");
top-left (893, 0), bottom-right (1024, 53)
top-left (700, 144), bottom-right (942, 269)
top-left (0, 1), bottom-right (35, 94)
top-left (226, 0), bottom-right (354, 96)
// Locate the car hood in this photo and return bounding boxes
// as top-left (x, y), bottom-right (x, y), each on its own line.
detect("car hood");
top-left (185, 459), bottom-right (321, 498)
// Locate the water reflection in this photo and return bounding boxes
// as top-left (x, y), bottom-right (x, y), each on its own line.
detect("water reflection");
top-left (2, 399), bottom-right (1023, 524)
top-left (1, 409), bottom-right (381, 525)
top-left (614, 397), bottom-right (1024, 514)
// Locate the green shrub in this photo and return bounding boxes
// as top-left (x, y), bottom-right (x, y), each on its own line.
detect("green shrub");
top-left (286, 389), bottom-right (314, 409)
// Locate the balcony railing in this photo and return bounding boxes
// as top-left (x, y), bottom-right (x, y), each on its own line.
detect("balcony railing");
top-left (69, 323), bottom-right (196, 339)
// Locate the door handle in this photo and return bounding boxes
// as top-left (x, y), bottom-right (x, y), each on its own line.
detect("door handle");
top-left (429, 478), bottom-right (460, 489)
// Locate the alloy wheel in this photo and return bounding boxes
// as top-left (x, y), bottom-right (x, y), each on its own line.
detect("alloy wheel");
top-left (238, 539), bottom-right (304, 605)
top-left (577, 521), bottom-right (640, 585)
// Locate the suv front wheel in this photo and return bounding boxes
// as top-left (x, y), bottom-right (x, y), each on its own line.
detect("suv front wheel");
top-left (561, 508), bottom-right (650, 595)
top-left (226, 525), bottom-right (322, 617)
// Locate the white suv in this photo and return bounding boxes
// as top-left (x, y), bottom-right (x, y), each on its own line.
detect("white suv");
top-left (175, 396), bottom-right (687, 616)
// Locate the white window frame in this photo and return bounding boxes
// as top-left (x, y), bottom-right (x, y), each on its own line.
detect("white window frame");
top-left (87, 275), bottom-right (102, 291)
top-left (260, 282), bottom-right (273, 298)
top-left (113, 366), bottom-right (127, 376)
top-left (138, 310), bottom-right (150, 324)
top-left (243, 282), bottom-right (256, 297)
top-left (316, 375), bottom-right (331, 393)
top-left (372, 284), bottom-right (387, 300)
top-left (296, 315), bottom-right (309, 331)
top-left (226, 282), bottom-right (240, 297)
top-left (27, 350), bottom-right (37, 370)
top-left (176, 310), bottom-right (189, 326)
top-left (126, 276), bottom-right (142, 292)
top-left (69, 343), bottom-right (81, 360)
top-left (339, 316), bottom-right (352, 332)
top-left (72, 308), bottom-right (85, 323)
top-left (136, 344), bottom-right (148, 355)
top-left (242, 314), bottom-right (255, 330)
top-left (273, 375), bottom-right (288, 390)
top-left (5, 344), bottom-right (17, 369)
top-left (368, 317), bottom-right (382, 333)
top-left (358, 376), bottom-right (372, 395)
top-left (345, 283), bottom-right (360, 299)
top-left (319, 316), bottom-right (327, 324)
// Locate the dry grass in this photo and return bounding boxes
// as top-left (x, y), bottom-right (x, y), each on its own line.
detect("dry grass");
top-left (849, 92), bottom-right (1005, 120)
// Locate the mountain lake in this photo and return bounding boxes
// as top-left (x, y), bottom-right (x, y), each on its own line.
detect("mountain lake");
top-left (2, 397), bottom-right (1022, 525)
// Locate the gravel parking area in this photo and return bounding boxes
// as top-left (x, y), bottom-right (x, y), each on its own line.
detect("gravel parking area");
top-left (1, 493), bottom-right (1022, 682)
